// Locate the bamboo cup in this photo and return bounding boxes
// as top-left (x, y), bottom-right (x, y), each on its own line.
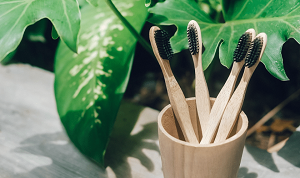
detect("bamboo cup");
top-left (158, 97), bottom-right (248, 178)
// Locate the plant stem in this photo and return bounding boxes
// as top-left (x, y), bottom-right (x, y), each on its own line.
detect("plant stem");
top-left (104, 0), bottom-right (153, 56)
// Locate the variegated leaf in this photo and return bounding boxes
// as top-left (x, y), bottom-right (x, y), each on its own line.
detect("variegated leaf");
top-left (54, 0), bottom-right (148, 165)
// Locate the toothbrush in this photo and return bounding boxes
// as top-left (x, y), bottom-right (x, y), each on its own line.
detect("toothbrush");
top-left (149, 26), bottom-right (199, 144)
top-left (200, 29), bottom-right (255, 144)
top-left (214, 33), bottom-right (267, 143)
top-left (187, 20), bottom-right (211, 134)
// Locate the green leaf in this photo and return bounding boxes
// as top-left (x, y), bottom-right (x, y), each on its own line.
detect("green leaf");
top-left (51, 26), bottom-right (59, 40)
top-left (54, 0), bottom-right (148, 166)
top-left (0, 0), bottom-right (80, 61)
top-left (148, 0), bottom-right (300, 81)
top-left (85, 0), bottom-right (99, 7)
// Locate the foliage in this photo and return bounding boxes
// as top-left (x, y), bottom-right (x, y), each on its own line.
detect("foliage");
top-left (1, 0), bottom-right (300, 168)
top-left (148, 0), bottom-right (300, 81)
top-left (0, 0), bottom-right (148, 166)
top-left (0, 0), bottom-right (80, 60)
top-left (54, 0), bottom-right (148, 165)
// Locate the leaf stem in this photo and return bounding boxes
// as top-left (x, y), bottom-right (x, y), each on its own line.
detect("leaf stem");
top-left (104, 0), bottom-right (153, 56)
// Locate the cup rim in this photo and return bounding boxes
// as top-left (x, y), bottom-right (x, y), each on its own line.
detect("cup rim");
top-left (158, 97), bottom-right (248, 147)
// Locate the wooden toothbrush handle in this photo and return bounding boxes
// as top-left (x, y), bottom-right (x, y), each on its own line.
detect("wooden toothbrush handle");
top-left (214, 80), bottom-right (248, 143)
top-left (200, 62), bottom-right (243, 144)
top-left (165, 76), bottom-right (199, 144)
top-left (194, 57), bottom-right (211, 134)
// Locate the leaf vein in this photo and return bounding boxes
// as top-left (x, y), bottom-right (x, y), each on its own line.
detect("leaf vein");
top-left (171, 35), bottom-right (187, 48)
top-left (62, 0), bottom-right (73, 36)
top-left (232, 0), bottom-right (250, 20)
top-left (163, 18), bottom-right (215, 26)
top-left (3, 2), bottom-right (32, 39)
top-left (280, 19), bottom-right (300, 33)
top-left (201, 25), bottom-right (219, 32)
top-left (284, 3), bottom-right (300, 17)
top-left (157, 6), bottom-right (212, 24)
top-left (180, 0), bottom-right (213, 22)
top-left (227, 15), bottom-right (300, 25)
top-left (227, 25), bottom-right (234, 58)
top-left (253, 0), bottom-right (273, 18)
top-left (204, 25), bottom-right (224, 57)
top-left (0, 2), bottom-right (27, 19)
top-left (253, 21), bottom-right (258, 33)
top-left (0, 1), bottom-right (23, 5)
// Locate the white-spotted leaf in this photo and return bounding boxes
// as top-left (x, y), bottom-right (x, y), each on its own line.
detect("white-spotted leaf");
top-left (54, 0), bottom-right (148, 166)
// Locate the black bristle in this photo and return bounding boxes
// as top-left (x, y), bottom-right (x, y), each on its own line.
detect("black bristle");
top-left (233, 32), bottom-right (252, 62)
top-left (187, 24), bottom-right (199, 55)
top-left (154, 30), bottom-right (173, 60)
top-left (244, 37), bottom-right (263, 67)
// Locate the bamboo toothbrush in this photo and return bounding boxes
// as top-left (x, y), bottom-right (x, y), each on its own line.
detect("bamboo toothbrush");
top-left (200, 29), bottom-right (255, 144)
top-left (149, 26), bottom-right (199, 144)
top-left (214, 33), bottom-right (267, 143)
top-left (187, 20), bottom-right (211, 134)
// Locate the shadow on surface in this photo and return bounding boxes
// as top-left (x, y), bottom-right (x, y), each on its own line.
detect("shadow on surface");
top-left (278, 131), bottom-right (300, 168)
top-left (105, 121), bottom-right (160, 178)
top-left (10, 105), bottom-right (160, 178)
top-left (238, 167), bottom-right (258, 178)
top-left (245, 144), bottom-right (279, 172)
top-left (102, 101), bottom-right (160, 178)
top-left (12, 132), bottom-right (105, 178)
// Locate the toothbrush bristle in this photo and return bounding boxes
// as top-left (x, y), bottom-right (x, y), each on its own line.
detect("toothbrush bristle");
top-left (233, 32), bottom-right (252, 62)
top-left (154, 29), bottom-right (173, 60)
top-left (245, 37), bottom-right (263, 67)
top-left (187, 23), bottom-right (199, 55)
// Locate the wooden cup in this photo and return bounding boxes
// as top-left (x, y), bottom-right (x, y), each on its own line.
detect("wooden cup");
top-left (158, 97), bottom-right (248, 178)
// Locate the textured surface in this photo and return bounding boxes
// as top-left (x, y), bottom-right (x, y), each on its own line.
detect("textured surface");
top-left (0, 64), bottom-right (162, 178)
top-left (0, 64), bottom-right (299, 177)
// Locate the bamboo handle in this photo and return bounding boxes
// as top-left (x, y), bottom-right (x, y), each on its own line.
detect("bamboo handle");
top-left (200, 29), bottom-right (256, 144)
top-left (149, 26), bottom-right (198, 144)
top-left (188, 20), bottom-right (211, 134)
top-left (214, 33), bottom-right (267, 143)
top-left (194, 55), bottom-right (211, 134)
top-left (165, 76), bottom-right (199, 143)
top-left (213, 80), bottom-right (248, 143)
top-left (200, 62), bottom-right (244, 144)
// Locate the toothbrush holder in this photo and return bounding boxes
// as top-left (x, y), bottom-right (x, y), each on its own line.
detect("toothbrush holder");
top-left (158, 97), bottom-right (248, 178)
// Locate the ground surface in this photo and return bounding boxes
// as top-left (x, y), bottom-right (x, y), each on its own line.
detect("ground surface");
top-left (1, 64), bottom-right (300, 178)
